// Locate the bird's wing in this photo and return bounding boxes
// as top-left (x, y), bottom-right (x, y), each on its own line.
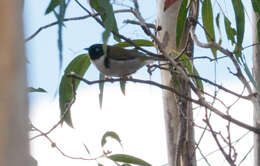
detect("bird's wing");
top-left (107, 46), bottom-right (149, 61)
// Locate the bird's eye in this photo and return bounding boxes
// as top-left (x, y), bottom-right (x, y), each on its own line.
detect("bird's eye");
top-left (95, 47), bottom-right (100, 52)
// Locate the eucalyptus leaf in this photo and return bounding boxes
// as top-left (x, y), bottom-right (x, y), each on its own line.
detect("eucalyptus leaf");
top-left (243, 60), bottom-right (258, 90)
top-left (101, 131), bottom-right (122, 147)
top-left (59, 54), bottom-right (91, 127)
top-left (108, 154), bottom-right (152, 166)
top-left (257, 19), bottom-right (260, 44)
top-left (28, 87), bottom-right (47, 93)
top-left (216, 13), bottom-right (222, 45)
top-left (169, 65), bottom-right (181, 90)
top-left (114, 40), bottom-right (154, 48)
top-left (231, 0), bottom-right (245, 56)
top-left (251, 0), bottom-right (260, 14)
top-left (45, 0), bottom-right (60, 14)
top-left (89, 0), bottom-right (120, 43)
top-left (224, 16), bottom-right (237, 45)
top-left (202, 0), bottom-right (216, 58)
top-left (180, 56), bottom-right (203, 91)
top-left (176, 0), bottom-right (188, 48)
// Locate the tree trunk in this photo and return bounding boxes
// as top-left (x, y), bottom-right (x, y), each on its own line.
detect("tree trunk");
top-left (0, 0), bottom-right (29, 165)
top-left (156, 0), bottom-right (197, 166)
top-left (252, 11), bottom-right (260, 166)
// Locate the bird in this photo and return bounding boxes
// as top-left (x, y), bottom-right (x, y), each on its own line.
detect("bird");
top-left (85, 44), bottom-right (165, 77)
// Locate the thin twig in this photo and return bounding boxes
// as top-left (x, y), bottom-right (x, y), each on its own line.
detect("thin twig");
top-left (238, 146), bottom-right (254, 166)
top-left (30, 77), bottom-right (77, 140)
top-left (189, 19), bottom-right (253, 95)
top-left (31, 124), bottom-right (107, 160)
top-left (67, 73), bottom-right (260, 134)
top-left (25, 9), bottom-right (132, 42)
top-left (123, 19), bottom-right (156, 29)
top-left (203, 110), bottom-right (236, 166)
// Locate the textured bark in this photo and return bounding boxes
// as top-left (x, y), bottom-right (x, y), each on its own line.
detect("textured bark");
top-left (0, 0), bottom-right (29, 165)
top-left (156, 0), bottom-right (197, 165)
top-left (252, 11), bottom-right (260, 166)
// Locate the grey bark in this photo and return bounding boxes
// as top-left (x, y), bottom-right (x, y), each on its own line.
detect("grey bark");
top-left (0, 0), bottom-right (29, 165)
top-left (156, 0), bottom-right (197, 166)
top-left (252, 11), bottom-right (260, 166)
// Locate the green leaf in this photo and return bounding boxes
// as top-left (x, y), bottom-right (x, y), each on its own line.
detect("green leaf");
top-left (176, 0), bottom-right (188, 48)
top-left (120, 79), bottom-right (126, 96)
top-left (101, 131), bottom-right (122, 147)
top-left (224, 16), bottom-right (237, 45)
top-left (216, 13), bottom-right (220, 29)
top-left (59, 54), bottom-right (91, 127)
top-left (193, 67), bottom-right (204, 91)
top-left (251, 0), bottom-right (260, 14)
top-left (28, 87), bottom-right (47, 93)
top-left (257, 19), bottom-right (260, 44)
top-left (99, 73), bottom-right (105, 109)
top-left (231, 0), bottom-right (245, 55)
top-left (45, 0), bottom-right (60, 14)
top-left (180, 56), bottom-right (203, 91)
top-left (108, 154), bottom-right (152, 166)
top-left (89, 0), bottom-right (120, 43)
top-left (169, 65), bottom-right (181, 90)
top-left (180, 55), bottom-right (192, 73)
top-left (215, 13), bottom-right (222, 45)
top-left (114, 40), bottom-right (154, 48)
top-left (202, 0), bottom-right (217, 58)
top-left (242, 58), bottom-right (258, 90)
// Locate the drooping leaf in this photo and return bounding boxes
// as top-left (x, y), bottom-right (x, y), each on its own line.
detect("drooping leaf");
top-left (193, 67), bottom-right (204, 91)
top-left (45, 0), bottom-right (69, 70)
top-left (176, 0), bottom-right (189, 48)
top-left (45, 0), bottom-right (60, 14)
top-left (101, 131), bottom-right (122, 147)
top-left (215, 13), bottom-right (222, 45)
top-left (257, 19), bottom-right (260, 44)
top-left (202, 0), bottom-right (217, 58)
top-left (57, 0), bottom-right (69, 70)
top-left (241, 56), bottom-right (258, 91)
top-left (89, 0), bottom-right (120, 43)
top-left (251, 0), bottom-right (260, 14)
top-left (216, 13), bottom-right (220, 29)
top-left (120, 79), bottom-right (126, 96)
top-left (108, 154), bottom-right (152, 166)
top-left (99, 73), bottom-right (105, 109)
top-left (59, 54), bottom-right (91, 127)
top-left (114, 40), bottom-right (154, 48)
top-left (164, 0), bottom-right (179, 11)
top-left (180, 55), bottom-right (192, 73)
top-left (231, 0), bottom-right (245, 56)
top-left (180, 56), bottom-right (203, 91)
top-left (28, 87), bottom-right (47, 93)
top-left (224, 16), bottom-right (237, 45)
top-left (169, 64), bottom-right (181, 90)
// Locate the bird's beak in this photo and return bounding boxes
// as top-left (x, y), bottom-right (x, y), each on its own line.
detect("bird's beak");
top-left (84, 48), bottom-right (89, 51)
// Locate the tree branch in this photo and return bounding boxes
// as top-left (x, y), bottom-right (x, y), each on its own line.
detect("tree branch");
top-left (67, 73), bottom-right (260, 134)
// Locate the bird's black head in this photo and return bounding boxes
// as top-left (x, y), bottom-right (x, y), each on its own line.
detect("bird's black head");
top-left (85, 44), bottom-right (104, 60)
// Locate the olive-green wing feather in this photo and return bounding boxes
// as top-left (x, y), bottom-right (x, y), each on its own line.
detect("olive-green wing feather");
top-left (107, 46), bottom-right (150, 61)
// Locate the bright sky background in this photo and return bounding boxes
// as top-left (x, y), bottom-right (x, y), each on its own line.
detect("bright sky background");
top-left (24, 0), bottom-right (255, 166)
